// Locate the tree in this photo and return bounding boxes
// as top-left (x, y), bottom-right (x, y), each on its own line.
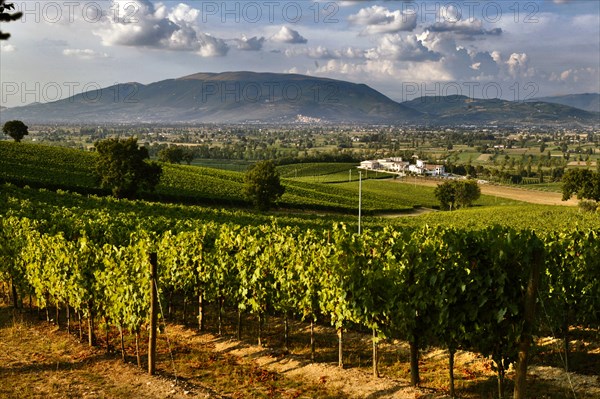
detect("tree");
top-left (434, 180), bottom-right (481, 210)
top-left (0, 1), bottom-right (22, 40)
top-left (158, 146), bottom-right (184, 164)
top-left (181, 148), bottom-right (195, 165)
top-left (434, 180), bottom-right (457, 210)
top-left (2, 120), bottom-right (28, 142)
top-left (94, 137), bottom-right (162, 199)
top-left (243, 160), bottom-right (284, 210)
top-left (562, 168), bottom-right (600, 202)
top-left (455, 180), bottom-right (481, 208)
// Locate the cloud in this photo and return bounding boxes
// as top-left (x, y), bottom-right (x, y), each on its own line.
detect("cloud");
top-left (428, 18), bottom-right (502, 37)
top-left (285, 46), bottom-right (337, 59)
top-left (506, 53), bottom-right (534, 78)
top-left (235, 36), bottom-right (266, 51)
top-left (348, 5), bottom-right (417, 35)
top-left (470, 51), bottom-right (500, 77)
top-left (197, 34), bottom-right (229, 57)
top-left (285, 46), bottom-right (366, 60)
top-left (63, 48), bottom-right (109, 59)
top-left (94, 0), bottom-right (229, 56)
top-left (0, 42), bottom-right (16, 52)
top-left (271, 26), bottom-right (308, 44)
top-left (366, 34), bottom-right (441, 62)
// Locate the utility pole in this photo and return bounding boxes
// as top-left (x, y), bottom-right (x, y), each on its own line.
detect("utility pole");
top-left (148, 253), bottom-right (158, 375)
top-left (358, 171), bottom-right (362, 235)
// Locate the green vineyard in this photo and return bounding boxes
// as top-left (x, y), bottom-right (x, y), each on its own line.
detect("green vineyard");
top-left (1, 139), bottom-right (599, 398)
top-left (1, 197), bottom-right (598, 397)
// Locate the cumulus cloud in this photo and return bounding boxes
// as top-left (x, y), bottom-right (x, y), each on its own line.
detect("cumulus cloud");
top-left (348, 5), bottom-right (417, 35)
top-left (235, 36), bottom-right (266, 51)
top-left (197, 34), bottom-right (229, 57)
top-left (388, 30), bottom-right (503, 80)
top-left (366, 34), bottom-right (441, 62)
top-left (550, 67), bottom-right (598, 83)
top-left (428, 18), bottom-right (502, 37)
top-left (94, 0), bottom-right (229, 56)
top-left (506, 53), bottom-right (534, 78)
top-left (63, 48), bottom-right (109, 59)
top-left (285, 46), bottom-right (336, 59)
top-left (271, 26), bottom-right (308, 44)
top-left (470, 51), bottom-right (500, 77)
top-left (285, 46), bottom-right (365, 60)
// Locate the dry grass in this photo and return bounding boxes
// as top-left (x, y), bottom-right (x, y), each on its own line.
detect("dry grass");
top-left (397, 177), bottom-right (579, 206)
top-left (1, 305), bottom-right (599, 399)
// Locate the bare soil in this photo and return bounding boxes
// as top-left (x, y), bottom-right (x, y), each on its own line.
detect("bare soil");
top-left (2, 307), bottom-right (599, 399)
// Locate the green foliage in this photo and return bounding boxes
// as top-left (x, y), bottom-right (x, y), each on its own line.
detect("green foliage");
top-left (0, 1), bottom-right (22, 40)
top-left (434, 180), bottom-right (481, 210)
top-left (94, 138), bottom-right (162, 199)
top-left (578, 200), bottom-right (598, 213)
top-left (1, 142), bottom-right (433, 213)
top-left (158, 146), bottom-right (185, 164)
top-left (244, 160), bottom-right (285, 210)
top-left (277, 163), bottom-right (358, 181)
top-left (1, 194), bottom-right (599, 397)
top-left (562, 168), bottom-right (600, 202)
top-left (0, 141), bottom-right (98, 191)
top-left (157, 146), bottom-right (195, 165)
top-left (2, 120), bottom-right (28, 142)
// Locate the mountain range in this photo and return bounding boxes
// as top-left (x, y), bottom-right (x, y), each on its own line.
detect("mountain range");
top-left (527, 93), bottom-right (600, 114)
top-left (1, 72), bottom-right (598, 126)
top-left (402, 95), bottom-right (598, 125)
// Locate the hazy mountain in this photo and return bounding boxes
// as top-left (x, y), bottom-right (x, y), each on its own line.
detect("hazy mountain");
top-left (403, 95), bottom-right (599, 125)
top-left (0, 72), bottom-right (421, 124)
top-left (2, 73), bottom-right (598, 126)
top-left (528, 93), bottom-right (600, 113)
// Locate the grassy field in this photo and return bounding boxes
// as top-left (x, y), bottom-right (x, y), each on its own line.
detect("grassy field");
top-left (1, 141), bottom-right (490, 214)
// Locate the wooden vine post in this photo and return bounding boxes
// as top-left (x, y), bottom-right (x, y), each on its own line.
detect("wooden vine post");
top-left (148, 252), bottom-right (158, 375)
top-left (513, 238), bottom-right (544, 399)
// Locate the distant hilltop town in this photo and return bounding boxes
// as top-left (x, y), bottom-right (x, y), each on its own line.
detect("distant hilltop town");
top-left (359, 157), bottom-right (446, 177)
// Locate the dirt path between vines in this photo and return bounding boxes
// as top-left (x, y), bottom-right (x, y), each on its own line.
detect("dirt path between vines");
top-left (2, 308), bottom-right (599, 399)
top-left (395, 178), bottom-right (579, 206)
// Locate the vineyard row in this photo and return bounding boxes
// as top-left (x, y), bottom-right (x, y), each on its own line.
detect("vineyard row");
top-left (1, 217), bottom-right (598, 397)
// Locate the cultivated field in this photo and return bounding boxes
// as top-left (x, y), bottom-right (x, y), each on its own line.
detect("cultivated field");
top-left (392, 177), bottom-right (579, 206)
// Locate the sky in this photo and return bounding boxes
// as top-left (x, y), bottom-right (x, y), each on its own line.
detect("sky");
top-left (0, 0), bottom-right (599, 107)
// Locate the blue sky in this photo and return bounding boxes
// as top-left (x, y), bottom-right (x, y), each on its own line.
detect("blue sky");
top-left (1, 0), bottom-right (599, 107)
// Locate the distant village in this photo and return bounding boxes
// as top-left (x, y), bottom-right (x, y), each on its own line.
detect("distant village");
top-left (359, 157), bottom-right (446, 177)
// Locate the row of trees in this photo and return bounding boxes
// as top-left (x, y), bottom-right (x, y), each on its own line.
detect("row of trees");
top-left (2, 216), bottom-right (598, 398)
